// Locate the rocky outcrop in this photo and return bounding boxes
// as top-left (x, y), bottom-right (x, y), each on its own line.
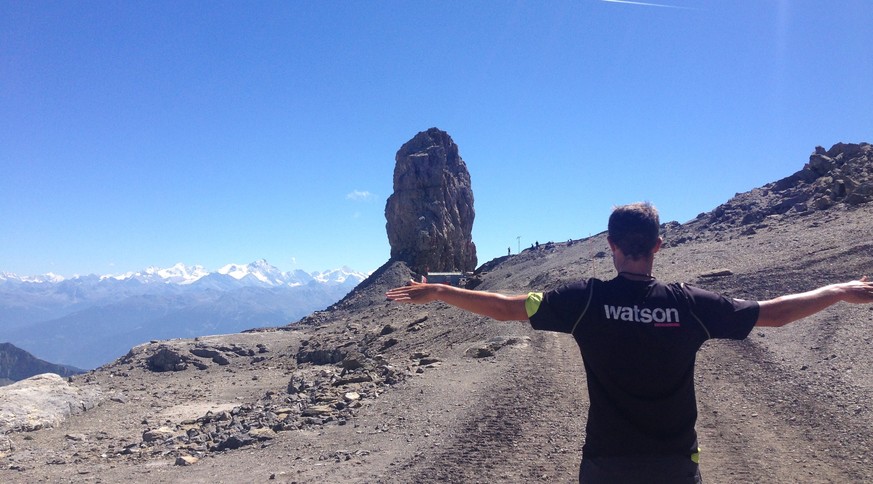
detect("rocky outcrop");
top-left (130, 341), bottom-right (268, 372)
top-left (385, 128), bottom-right (477, 273)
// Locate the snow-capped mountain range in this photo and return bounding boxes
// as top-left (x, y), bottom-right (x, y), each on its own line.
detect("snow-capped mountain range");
top-left (0, 261), bottom-right (368, 370)
top-left (0, 259), bottom-right (365, 287)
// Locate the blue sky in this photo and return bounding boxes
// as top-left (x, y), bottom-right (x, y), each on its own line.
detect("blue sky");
top-left (2, 0), bottom-right (871, 277)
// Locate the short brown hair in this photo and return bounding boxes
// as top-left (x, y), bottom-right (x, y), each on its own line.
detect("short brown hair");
top-left (608, 202), bottom-right (660, 259)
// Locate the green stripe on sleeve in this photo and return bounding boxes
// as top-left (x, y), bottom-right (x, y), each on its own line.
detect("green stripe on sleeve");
top-left (525, 292), bottom-right (544, 318)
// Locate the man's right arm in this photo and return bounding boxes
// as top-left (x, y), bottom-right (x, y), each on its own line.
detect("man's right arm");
top-left (756, 276), bottom-right (873, 327)
top-left (386, 280), bottom-right (529, 321)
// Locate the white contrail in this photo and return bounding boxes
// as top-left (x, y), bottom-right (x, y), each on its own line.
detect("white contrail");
top-left (600, 0), bottom-right (689, 9)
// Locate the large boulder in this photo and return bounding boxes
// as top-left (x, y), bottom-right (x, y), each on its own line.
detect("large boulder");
top-left (385, 128), bottom-right (477, 273)
top-left (0, 373), bottom-right (101, 433)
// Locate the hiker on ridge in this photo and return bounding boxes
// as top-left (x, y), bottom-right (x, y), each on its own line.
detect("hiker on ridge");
top-left (386, 201), bottom-right (873, 484)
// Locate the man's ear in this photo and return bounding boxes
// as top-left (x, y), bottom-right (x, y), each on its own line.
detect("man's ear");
top-left (652, 237), bottom-right (663, 254)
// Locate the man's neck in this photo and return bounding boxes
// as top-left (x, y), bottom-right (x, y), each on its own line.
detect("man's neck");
top-left (616, 258), bottom-right (655, 280)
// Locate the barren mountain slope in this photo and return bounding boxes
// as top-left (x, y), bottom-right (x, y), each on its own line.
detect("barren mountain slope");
top-left (2, 202), bottom-right (871, 483)
top-left (2, 139), bottom-right (873, 484)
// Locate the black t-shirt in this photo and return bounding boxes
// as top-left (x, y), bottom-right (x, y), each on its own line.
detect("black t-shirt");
top-left (529, 276), bottom-right (759, 458)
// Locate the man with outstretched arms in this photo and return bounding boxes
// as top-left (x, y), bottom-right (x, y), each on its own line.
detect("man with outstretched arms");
top-left (386, 202), bottom-right (873, 484)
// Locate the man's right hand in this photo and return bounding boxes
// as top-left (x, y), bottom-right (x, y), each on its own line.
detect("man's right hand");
top-left (386, 280), bottom-right (440, 304)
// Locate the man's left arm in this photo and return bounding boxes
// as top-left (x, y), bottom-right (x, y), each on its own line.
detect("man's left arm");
top-left (756, 276), bottom-right (873, 327)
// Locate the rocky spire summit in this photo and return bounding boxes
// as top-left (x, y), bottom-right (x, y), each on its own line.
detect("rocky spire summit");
top-left (385, 128), bottom-right (477, 274)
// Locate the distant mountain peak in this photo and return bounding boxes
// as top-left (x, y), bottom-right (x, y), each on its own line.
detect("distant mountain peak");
top-left (101, 263), bottom-right (209, 285)
top-left (0, 272), bottom-right (66, 284)
top-left (312, 267), bottom-right (365, 284)
top-left (217, 260), bottom-right (284, 285)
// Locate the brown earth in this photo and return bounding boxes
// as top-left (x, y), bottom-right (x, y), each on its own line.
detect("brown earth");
top-left (1, 202), bottom-right (872, 483)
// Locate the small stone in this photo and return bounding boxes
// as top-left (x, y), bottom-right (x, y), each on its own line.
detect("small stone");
top-left (302, 405), bottom-right (332, 416)
top-left (175, 455), bottom-right (199, 466)
top-left (0, 436), bottom-right (13, 452)
top-left (142, 426), bottom-right (176, 442)
top-left (249, 428), bottom-right (277, 440)
top-left (465, 346), bottom-right (494, 358)
top-left (213, 434), bottom-right (255, 451)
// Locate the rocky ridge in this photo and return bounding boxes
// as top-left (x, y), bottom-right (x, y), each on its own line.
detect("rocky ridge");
top-left (0, 343), bottom-right (83, 387)
top-left (664, 142), bottom-right (873, 246)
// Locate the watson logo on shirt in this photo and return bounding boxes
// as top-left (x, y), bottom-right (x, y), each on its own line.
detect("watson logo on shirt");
top-left (603, 304), bottom-right (680, 327)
